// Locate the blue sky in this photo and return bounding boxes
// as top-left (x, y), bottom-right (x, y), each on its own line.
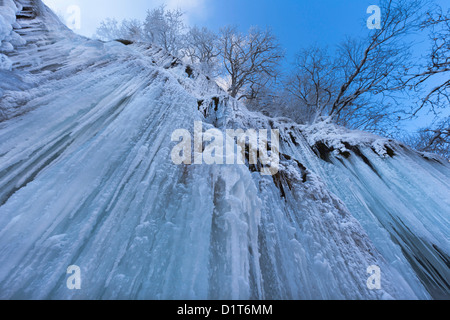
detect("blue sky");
top-left (42, 0), bottom-right (448, 132)
top-left (41, 0), bottom-right (448, 64)
top-left (204, 0), bottom-right (377, 62)
top-left (43, 0), bottom-right (379, 62)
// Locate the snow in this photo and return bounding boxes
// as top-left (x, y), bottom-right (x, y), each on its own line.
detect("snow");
top-left (277, 120), bottom-right (450, 299)
top-left (0, 53), bottom-right (12, 70)
top-left (0, 0), bottom-right (22, 66)
top-left (0, 1), bottom-right (18, 42)
top-left (0, 0), bottom-right (448, 300)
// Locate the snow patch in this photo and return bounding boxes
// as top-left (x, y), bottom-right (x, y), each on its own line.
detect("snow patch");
top-left (0, 53), bottom-right (12, 70)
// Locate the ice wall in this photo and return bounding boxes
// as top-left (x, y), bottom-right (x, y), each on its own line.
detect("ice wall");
top-left (0, 0), bottom-right (448, 300)
top-left (0, 0), bottom-right (23, 70)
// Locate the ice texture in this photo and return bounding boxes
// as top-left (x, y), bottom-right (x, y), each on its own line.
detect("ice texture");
top-left (0, 0), bottom-right (448, 300)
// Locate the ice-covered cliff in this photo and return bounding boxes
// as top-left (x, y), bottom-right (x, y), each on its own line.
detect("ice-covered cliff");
top-left (0, 0), bottom-right (448, 300)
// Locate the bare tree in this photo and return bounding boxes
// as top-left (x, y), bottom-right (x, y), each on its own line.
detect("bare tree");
top-left (328, 0), bottom-right (425, 125)
top-left (120, 19), bottom-right (144, 42)
top-left (406, 6), bottom-right (449, 116)
top-left (95, 18), bottom-right (121, 41)
top-left (285, 47), bottom-right (337, 123)
top-left (403, 118), bottom-right (450, 159)
top-left (143, 5), bottom-right (185, 56)
top-left (183, 26), bottom-right (220, 76)
top-left (400, 5), bottom-right (449, 158)
top-left (95, 6), bottom-right (186, 55)
top-left (219, 26), bottom-right (284, 100)
top-left (278, 0), bottom-right (425, 131)
top-left (95, 18), bottom-right (143, 42)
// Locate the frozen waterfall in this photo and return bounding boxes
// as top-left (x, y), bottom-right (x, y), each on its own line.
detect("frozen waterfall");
top-left (0, 0), bottom-right (448, 300)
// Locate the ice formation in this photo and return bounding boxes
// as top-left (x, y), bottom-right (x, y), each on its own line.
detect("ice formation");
top-left (0, 0), bottom-right (448, 300)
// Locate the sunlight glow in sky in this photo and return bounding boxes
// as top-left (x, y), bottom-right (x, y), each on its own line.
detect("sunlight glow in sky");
top-left (43, 0), bottom-right (210, 36)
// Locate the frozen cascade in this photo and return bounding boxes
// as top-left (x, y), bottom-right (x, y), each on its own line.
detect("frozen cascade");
top-left (0, 0), bottom-right (448, 299)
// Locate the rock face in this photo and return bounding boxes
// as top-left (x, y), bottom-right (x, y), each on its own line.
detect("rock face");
top-left (0, 0), bottom-right (448, 300)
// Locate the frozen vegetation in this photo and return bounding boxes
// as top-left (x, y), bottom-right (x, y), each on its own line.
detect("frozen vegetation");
top-left (0, 0), bottom-right (448, 299)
